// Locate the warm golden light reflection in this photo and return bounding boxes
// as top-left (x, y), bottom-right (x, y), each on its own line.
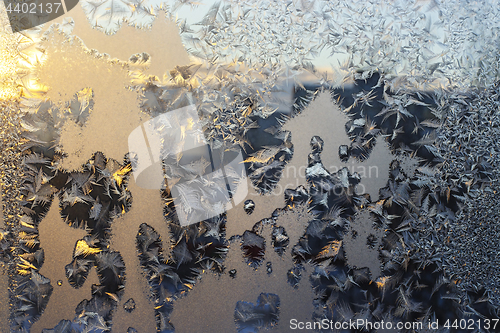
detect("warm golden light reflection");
top-left (0, 11), bottom-right (49, 100)
top-left (0, 4), bottom-right (18, 99)
top-left (16, 29), bottom-right (50, 98)
top-left (74, 239), bottom-right (101, 257)
top-left (0, 33), bottom-right (20, 100)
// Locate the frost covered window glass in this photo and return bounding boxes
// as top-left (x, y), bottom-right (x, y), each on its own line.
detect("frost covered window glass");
top-left (1, 0), bottom-right (500, 332)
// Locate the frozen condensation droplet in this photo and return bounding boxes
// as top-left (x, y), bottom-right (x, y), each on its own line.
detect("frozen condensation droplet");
top-left (266, 262), bottom-right (272, 275)
top-left (123, 298), bottom-right (136, 313)
top-left (243, 200), bottom-right (255, 215)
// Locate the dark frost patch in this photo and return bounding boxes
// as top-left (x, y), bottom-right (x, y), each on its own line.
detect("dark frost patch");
top-left (241, 231), bottom-right (265, 268)
top-left (271, 226), bottom-right (289, 256)
top-left (287, 265), bottom-right (304, 288)
top-left (135, 218), bottom-right (228, 332)
top-left (234, 293), bottom-right (280, 333)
